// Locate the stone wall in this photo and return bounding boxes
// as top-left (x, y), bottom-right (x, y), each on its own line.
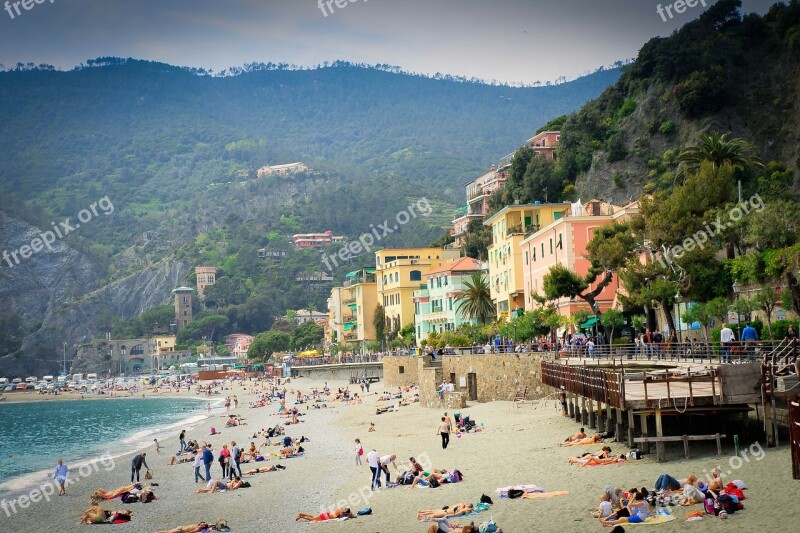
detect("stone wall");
top-left (382, 356), bottom-right (420, 388)
top-left (442, 353), bottom-right (549, 403)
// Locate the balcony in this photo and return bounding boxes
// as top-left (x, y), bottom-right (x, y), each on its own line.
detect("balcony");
top-left (344, 331), bottom-right (358, 341)
top-left (342, 297), bottom-right (356, 306)
top-left (343, 274), bottom-right (376, 287)
top-left (507, 224), bottom-right (539, 237)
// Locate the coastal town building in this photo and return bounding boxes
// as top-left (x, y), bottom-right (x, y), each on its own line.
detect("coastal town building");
top-left (451, 163), bottom-right (511, 246)
top-left (527, 131), bottom-right (560, 160)
top-left (194, 266), bottom-right (217, 299)
top-left (340, 268), bottom-right (378, 350)
top-left (484, 203), bottom-right (568, 320)
top-left (413, 257), bottom-right (486, 346)
top-left (224, 333), bottom-right (254, 359)
top-left (256, 162), bottom-right (308, 177)
top-left (285, 309), bottom-right (329, 324)
top-left (520, 200), bottom-right (639, 327)
top-left (376, 247), bottom-right (462, 333)
top-left (172, 286), bottom-right (194, 331)
top-left (291, 230), bottom-right (346, 250)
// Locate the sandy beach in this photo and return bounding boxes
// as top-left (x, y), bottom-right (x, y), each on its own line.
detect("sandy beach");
top-left (0, 376), bottom-right (795, 533)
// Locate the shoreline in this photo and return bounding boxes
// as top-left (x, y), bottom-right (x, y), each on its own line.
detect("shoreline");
top-left (0, 395), bottom-right (224, 498)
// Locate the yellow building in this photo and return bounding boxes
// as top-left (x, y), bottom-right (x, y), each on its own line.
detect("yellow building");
top-left (340, 268), bottom-right (378, 351)
top-left (376, 247), bottom-right (461, 332)
top-left (484, 203), bottom-right (568, 319)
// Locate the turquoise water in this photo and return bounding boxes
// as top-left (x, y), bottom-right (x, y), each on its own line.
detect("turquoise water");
top-left (0, 398), bottom-right (208, 494)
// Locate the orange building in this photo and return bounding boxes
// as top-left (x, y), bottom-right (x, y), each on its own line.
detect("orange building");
top-left (520, 200), bottom-right (639, 322)
top-left (527, 131), bottom-right (560, 160)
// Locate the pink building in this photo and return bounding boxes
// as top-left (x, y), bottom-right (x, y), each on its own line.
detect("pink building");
top-left (225, 333), bottom-right (254, 359)
top-left (527, 131), bottom-right (560, 161)
top-left (520, 200), bottom-right (639, 322)
top-left (291, 230), bottom-right (345, 250)
top-left (451, 163), bottom-right (511, 246)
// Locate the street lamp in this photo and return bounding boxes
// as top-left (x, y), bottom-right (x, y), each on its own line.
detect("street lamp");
top-left (675, 292), bottom-right (682, 344)
top-left (732, 281), bottom-right (742, 340)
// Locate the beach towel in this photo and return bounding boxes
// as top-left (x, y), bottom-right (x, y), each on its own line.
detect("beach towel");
top-left (496, 484), bottom-right (545, 498)
top-left (627, 509), bottom-right (676, 525)
top-left (521, 490), bottom-right (569, 500)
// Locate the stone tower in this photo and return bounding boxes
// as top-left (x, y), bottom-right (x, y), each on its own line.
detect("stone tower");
top-left (195, 266), bottom-right (217, 299)
top-left (172, 287), bottom-right (195, 331)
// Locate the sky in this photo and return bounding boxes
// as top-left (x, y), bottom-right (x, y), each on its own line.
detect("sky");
top-left (0, 0), bottom-right (777, 84)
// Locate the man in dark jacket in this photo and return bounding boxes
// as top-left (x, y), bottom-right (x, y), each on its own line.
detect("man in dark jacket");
top-left (202, 445), bottom-right (214, 482)
top-left (131, 453), bottom-right (149, 482)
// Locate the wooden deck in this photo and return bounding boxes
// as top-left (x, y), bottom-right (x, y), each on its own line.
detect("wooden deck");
top-left (541, 360), bottom-right (760, 411)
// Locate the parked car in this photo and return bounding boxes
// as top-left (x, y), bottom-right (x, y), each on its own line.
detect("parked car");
top-left (3, 385), bottom-right (14, 392)
top-left (15, 384), bottom-right (27, 391)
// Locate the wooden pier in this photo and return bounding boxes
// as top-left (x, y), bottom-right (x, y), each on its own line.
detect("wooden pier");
top-left (541, 359), bottom-right (762, 462)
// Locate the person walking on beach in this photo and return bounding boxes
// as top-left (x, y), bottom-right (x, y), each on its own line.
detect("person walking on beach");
top-left (444, 412), bottom-right (453, 434)
top-left (154, 438), bottom-right (162, 454)
top-left (366, 449), bottom-right (381, 490)
top-left (437, 416), bottom-right (450, 449)
top-left (202, 445), bottom-right (213, 482)
top-left (54, 458), bottom-right (68, 495)
top-left (720, 323), bottom-right (735, 363)
top-left (229, 441), bottom-right (242, 480)
top-left (179, 430), bottom-right (186, 453)
top-left (355, 438), bottom-right (363, 466)
top-left (193, 450), bottom-right (205, 483)
top-left (233, 395), bottom-right (238, 409)
top-left (131, 453), bottom-right (149, 482)
top-left (207, 402), bottom-right (211, 413)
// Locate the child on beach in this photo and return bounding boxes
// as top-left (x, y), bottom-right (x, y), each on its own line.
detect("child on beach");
top-left (368, 422), bottom-right (376, 432)
top-left (355, 438), bottom-right (363, 465)
top-left (154, 439), bottom-right (162, 454)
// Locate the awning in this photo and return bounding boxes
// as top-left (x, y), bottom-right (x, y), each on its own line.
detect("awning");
top-left (579, 315), bottom-right (598, 328)
top-left (346, 271), bottom-right (358, 277)
top-left (343, 323), bottom-right (356, 331)
top-left (347, 302), bottom-right (358, 309)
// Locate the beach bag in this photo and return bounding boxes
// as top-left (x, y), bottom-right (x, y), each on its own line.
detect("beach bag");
top-left (144, 469), bottom-right (153, 480)
top-left (704, 497), bottom-right (720, 516)
top-left (357, 507), bottom-right (372, 516)
top-left (241, 481), bottom-right (251, 488)
top-left (480, 494), bottom-right (494, 505)
top-left (358, 447), bottom-right (364, 456)
top-left (508, 489), bottom-right (524, 499)
top-left (629, 449), bottom-right (641, 460)
top-left (428, 477), bottom-right (440, 488)
top-left (453, 469), bottom-right (463, 482)
top-left (479, 519), bottom-right (497, 533)
top-left (120, 492), bottom-right (139, 504)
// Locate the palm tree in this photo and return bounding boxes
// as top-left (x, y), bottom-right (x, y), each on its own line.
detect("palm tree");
top-left (677, 131), bottom-right (763, 179)
top-left (455, 273), bottom-right (496, 325)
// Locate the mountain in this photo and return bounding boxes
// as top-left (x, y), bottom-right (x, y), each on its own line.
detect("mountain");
top-left (554, 0), bottom-right (800, 201)
top-left (0, 59), bottom-right (620, 375)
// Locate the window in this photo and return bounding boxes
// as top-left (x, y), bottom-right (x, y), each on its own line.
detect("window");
top-left (557, 233), bottom-right (563, 249)
top-left (541, 243), bottom-right (544, 256)
top-left (437, 277), bottom-right (442, 288)
top-left (410, 270), bottom-right (421, 281)
top-left (394, 272), bottom-right (399, 283)
top-left (532, 247), bottom-right (536, 261)
top-left (549, 238), bottom-right (553, 254)
top-left (383, 275), bottom-right (387, 285)
top-left (525, 251), bottom-right (528, 265)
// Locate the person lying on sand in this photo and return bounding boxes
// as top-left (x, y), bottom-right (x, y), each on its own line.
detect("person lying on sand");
top-left (409, 468), bottom-right (450, 488)
top-left (91, 484), bottom-right (148, 503)
top-left (295, 507), bottom-right (353, 522)
top-left (154, 522), bottom-right (210, 533)
top-left (417, 503), bottom-right (473, 520)
top-left (564, 428), bottom-right (587, 442)
top-left (244, 464), bottom-right (285, 474)
top-left (559, 434), bottom-right (602, 446)
top-left (280, 445), bottom-right (304, 458)
top-left (426, 518), bottom-right (478, 533)
top-left (79, 505), bottom-right (133, 524)
top-left (568, 454), bottom-right (626, 466)
top-left (196, 477), bottom-right (243, 494)
top-left (600, 491), bottom-right (653, 527)
top-left (169, 455), bottom-right (194, 466)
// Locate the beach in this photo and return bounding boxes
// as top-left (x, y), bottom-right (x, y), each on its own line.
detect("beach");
top-left (0, 376), bottom-right (795, 532)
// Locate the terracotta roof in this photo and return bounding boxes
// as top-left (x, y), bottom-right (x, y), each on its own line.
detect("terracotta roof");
top-left (425, 257), bottom-right (484, 277)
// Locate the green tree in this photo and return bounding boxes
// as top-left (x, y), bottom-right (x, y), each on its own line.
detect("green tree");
top-left (373, 305), bottom-right (386, 348)
top-left (752, 286), bottom-right (779, 337)
top-left (677, 131), bottom-right (763, 180)
top-left (247, 331), bottom-right (291, 362)
top-left (600, 309), bottom-right (626, 344)
top-left (291, 321), bottom-right (324, 350)
top-left (455, 273), bottom-right (495, 325)
top-left (176, 314), bottom-right (229, 343)
top-left (398, 323), bottom-right (415, 347)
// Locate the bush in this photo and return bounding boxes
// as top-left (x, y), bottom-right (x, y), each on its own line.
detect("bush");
top-left (612, 173), bottom-right (625, 188)
top-left (764, 319), bottom-right (799, 340)
top-left (658, 120), bottom-right (676, 135)
top-left (606, 134), bottom-right (628, 163)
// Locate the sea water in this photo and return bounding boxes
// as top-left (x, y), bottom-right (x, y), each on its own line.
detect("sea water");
top-left (0, 397), bottom-right (210, 495)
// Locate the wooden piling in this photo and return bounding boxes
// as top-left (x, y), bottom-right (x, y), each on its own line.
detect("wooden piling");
top-left (655, 407), bottom-right (665, 462)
